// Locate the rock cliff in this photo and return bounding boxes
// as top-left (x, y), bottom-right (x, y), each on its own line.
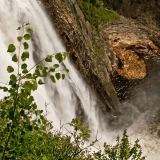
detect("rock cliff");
top-left (40, 0), bottom-right (160, 116)
top-left (105, 0), bottom-right (160, 28)
top-left (41, 0), bottom-right (122, 115)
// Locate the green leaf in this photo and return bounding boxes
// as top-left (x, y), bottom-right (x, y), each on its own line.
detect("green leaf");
top-left (54, 64), bottom-right (59, 68)
top-left (42, 67), bottom-right (48, 77)
top-left (17, 36), bottom-right (23, 42)
top-left (21, 51), bottom-right (29, 61)
top-left (50, 75), bottom-right (56, 83)
top-left (7, 66), bottom-right (14, 73)
top-left (23, 81), bottom-right (33, 90)
top-left (63, 52), bottom-right (70, 60)
top-left (65, 69), bottom-right (69, 73)
top-left (55, 73), bottom-right (61, 80)
top-left (21, 63), bottom-right (27, 69)
top-left (22, 68), bottom-right (28, 74)
top-left (32, 80), bottom-right (38, 91)
top-left (12, 54), bottom-right (18, 62)
top-left (16, 27), bottom-right (21, 30)
top-left (27, 28), bottom-right (33, 33)
top-left (55, 53), bottom-right (63, 63)
top-left (34, 69), bottom-right (41, 77)
top-left (45, 55), bottom-right (52, 62)
top-left (24, 34), bottom-right (31, 40)
top-left (62, 74), bottom-right (65, 80)
top-left (10, 74), bottom-right (17, 83)
top-left (3, 87), bottom-right (8, 92)
top-left (36, 64), bottom-right (43, 70)
top-left (25, 73), bottom-right (32, 79)
top-left (43, 156), bottom-right (48, 160)
top-left (38, 79), bottom-right (44, 85)
top-left (49, 67), bottom-right (55, 72)
top-left (23, 42), bottom-right (29, 50)
top-left (7, 44), bottom-right (16, 52)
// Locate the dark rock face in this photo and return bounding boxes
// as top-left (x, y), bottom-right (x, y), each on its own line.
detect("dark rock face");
top-left (41, 0), bottom-right (122, 113)
top-left (106, 0), bottom-right (160, 28)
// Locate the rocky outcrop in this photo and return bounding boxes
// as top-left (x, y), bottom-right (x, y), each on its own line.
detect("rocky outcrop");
top-left (41, 0), bottom-right (122, 113)
top-left (105, 0), bottom-right (160, 28)
top-left (103, 16), bottom-right (160, 101)
top-left (104, 17), bottom-right (160, 80)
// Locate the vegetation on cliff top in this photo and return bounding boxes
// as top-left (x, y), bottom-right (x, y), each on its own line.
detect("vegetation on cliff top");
top-left (77, 0), bottom-right (120, 31)
top-left (0, 24), bottom-right (145, 159)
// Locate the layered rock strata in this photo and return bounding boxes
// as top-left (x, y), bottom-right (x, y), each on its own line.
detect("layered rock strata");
top-left (41, 0), bottom-right (122, 113)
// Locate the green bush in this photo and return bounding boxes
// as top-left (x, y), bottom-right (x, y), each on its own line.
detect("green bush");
top-left (77, 0), bottom-right (120, 31)
top-left (0, 24), bottom-right (145, 160)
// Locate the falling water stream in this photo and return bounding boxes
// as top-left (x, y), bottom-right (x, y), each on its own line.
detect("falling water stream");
top-left (0, 0), bottom-right (160, 159)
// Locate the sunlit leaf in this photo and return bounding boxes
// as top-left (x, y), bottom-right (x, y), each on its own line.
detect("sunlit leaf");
top-left (27, 28), bottom-right (33, 33)
top-left (32, 80), bottom-right (38, 91)
top-left (45, 55), bottom-right (52, 62)
top-left (55, 53), bottom-right (63, 63)
top-left (36, 64), bottom-right (43, 70)
top-left (24, 34), bottom-right (31, 40)
top-left (17, 36), bottom-right (23, 42)
top-left (7, 66), bottom-right (14, 73)
top-left (23, 81), bottom-right (33, 90)
top-left (54, 64), bottom-right (59, 68)
top-left (65, 69), bottom-right (69, 73)
top-left (63, 52), bottom-right (70, 60)
top-left (23, 42), bottom-right (29, 50)
top-left (38, 79), bottom-right (44, 85)
top-left (62, 74), bottom-right (65, 80)
top-left (21, 51), bottom-right (29, 61)
top-left (12, 54), bottom-right (18, 62)
top-left (22, 68), bottom-right (28, 74)
top-left (10, 74), bottom-right (17, 83)
top-left (7, 44), bottom-right (16, 52)
top-left (21, 63), bottom-right (27, 69)
top-left (50, 75), bottom-right (56, 83)
top-left (55, 73), bottom-right (61, 80)
top-left (25, 73), bottom-right (32, 79)
top-left (49, 67), bottom-right (55, 72)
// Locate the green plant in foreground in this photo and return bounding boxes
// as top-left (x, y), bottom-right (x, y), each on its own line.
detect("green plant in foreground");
top-left (0, 22), bottom-right (69, 159)
top-left (0, 23), bottom-right (146, 160)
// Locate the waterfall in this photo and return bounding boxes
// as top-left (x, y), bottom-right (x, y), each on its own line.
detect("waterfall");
top-left (0, 0), bottom-right (160, 159)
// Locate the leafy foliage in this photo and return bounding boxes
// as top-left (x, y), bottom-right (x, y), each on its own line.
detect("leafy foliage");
top-left (0, 23), bottom-right (146, 160)
top-left (0, 23), bottom-right (69, 160)
top-left (77, 0), bottom-right (120, 32)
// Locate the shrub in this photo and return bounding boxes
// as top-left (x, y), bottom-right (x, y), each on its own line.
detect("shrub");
top-left (0, 24), bottom-right (145, 160)
top-left (77, 0), bottom-right (120, 32)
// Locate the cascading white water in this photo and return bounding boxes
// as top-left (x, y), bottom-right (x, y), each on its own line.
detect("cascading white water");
top-left (0, 0), bottom-right (160, 159)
